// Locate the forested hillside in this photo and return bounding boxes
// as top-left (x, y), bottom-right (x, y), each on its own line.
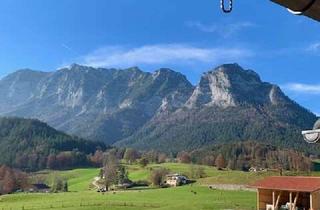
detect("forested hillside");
top-left (0, 117), bottom-right (106, 171)
top-left (117, 64), bottom-right (317, 153)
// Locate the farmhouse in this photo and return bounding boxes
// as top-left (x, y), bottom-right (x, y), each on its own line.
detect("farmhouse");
top-left (249, 167), bottom-right (267, 173)
top-left (29, 183), bottom-right (50, 193)
top-left (165, 174), bottom-right (188, 187)
top-left (252, 176), bottom-right (320, 210)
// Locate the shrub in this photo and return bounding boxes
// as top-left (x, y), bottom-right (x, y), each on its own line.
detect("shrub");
top-left (150, 168), bottom-right (169, 187)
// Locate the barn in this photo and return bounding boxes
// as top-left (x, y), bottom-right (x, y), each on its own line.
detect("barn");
top-left (252, 176), bottom-right (320, 210)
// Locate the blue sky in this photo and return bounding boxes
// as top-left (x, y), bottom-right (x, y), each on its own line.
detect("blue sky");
top-left (0, 0), bottom-right (320, 115)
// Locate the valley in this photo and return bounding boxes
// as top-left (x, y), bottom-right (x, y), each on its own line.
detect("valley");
top-left (2, 162), bottom-right (320, 210)
top-left (1, 1), bottom-right (320, 209)
top-left (0, 64), bottom-right (317, 209)
top-left (0, 163), bottom-right (268, 210)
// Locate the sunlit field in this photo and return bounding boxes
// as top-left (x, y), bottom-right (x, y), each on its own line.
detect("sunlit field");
top-left (0, 163), bottom-right (259, 210)
top-left (2, 162), bottom-right (318, 210)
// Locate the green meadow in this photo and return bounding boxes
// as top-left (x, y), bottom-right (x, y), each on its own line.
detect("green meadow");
top-left (126, 163), bottom-right (280, 185)
top-left (0, 186), bottom-right (256, 210)
top-left (2, 163), bottom-right (317, 210)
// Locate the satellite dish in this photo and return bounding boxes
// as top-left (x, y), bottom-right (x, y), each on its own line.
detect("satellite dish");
top-left (302, 119), bottom-right (320, 143)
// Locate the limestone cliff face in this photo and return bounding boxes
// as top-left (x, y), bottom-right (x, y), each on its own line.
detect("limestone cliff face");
top-left (0, 63), bottom-right (316, 151)
top-left (115, 64), bottom-right (316, 152)
top-left (186, 66), bottom-right (236, 108)
top-left (0, 64), bottom-right (193, 144)
top-left (0, 69), bottom-right (49, 112)
top-left (186, 64), bottom-right (290, 108)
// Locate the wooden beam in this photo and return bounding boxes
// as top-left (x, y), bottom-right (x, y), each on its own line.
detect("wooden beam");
top-left (293, 192), bottom-right (299, 209)
top-left (275, 191), bottom-right (282, 210)
top-left (273, 191), bottom-right (276, 208)
top-left (310, 193), bottom-right (313, 210)
top-left (271, 0), bottom-right (320, 22)
top-left (290, 192), bottom-right (293, 210)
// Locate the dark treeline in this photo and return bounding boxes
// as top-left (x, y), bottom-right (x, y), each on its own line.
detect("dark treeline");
top-left (99, 144), bottom-right (312, 191)
top-left (90, 148), bottom-right (168, 168)
top-left (180, 141), bottom-right (312, 171)
top-left (82, 142), bottom-right (312, 173)
top-left (0, 142), bottom-right (312, 195)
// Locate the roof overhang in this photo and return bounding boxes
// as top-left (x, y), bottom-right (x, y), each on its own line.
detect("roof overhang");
top-left (252, 176), bottom-right (320, 193)
top-left (256, 187), bottom-right (319, 193)
top-left (271, 0), bottom-right (320, 21)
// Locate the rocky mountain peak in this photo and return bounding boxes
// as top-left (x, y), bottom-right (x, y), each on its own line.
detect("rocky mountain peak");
top-left (153, 68), bottom-right (183, 78)
top-left (3, 68), bottom-right (48, 80)
top-left (69, 63), bottom-right (90, 70)
top-left (208, 63), bottom-right (262, 84)
top-left (0, 63), bottom-right (311, 148)
top-left (126, 66), bottom-right (142, 72)
top-left (152, 68), bottom-right (192, 89)
top-left (154, 68), bottom-right (176, 74)
top-left (186, 63), bottom-right (289, 108)
top-left (61, 63), bottom-right (101, 74)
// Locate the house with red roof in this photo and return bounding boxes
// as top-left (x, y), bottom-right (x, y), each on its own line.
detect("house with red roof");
top-left (252, 176), bottom-right (320, 210)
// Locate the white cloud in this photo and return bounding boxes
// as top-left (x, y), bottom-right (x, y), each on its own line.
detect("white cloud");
top-left (185, 21), bottom-right (255, 38)
top-left (306, 42), bottom-right (320, 53)
top-left (78, 44), bottom-right (253, 68)
top-left (282, 83), bottom-right (320, 94)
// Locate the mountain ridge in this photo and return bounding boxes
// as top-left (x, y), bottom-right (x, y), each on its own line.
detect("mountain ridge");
top-left (0, 63), bottom-right (317, 153)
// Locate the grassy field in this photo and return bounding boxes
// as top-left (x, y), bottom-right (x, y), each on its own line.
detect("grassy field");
top-left (127, 162), bottom-right (295, 185)
top-left (32, 168), bottom-right (101, 192)
top-left (0, 186), bottom-right (256, 210)
top-left (3, 162), bottom-right (313, 210)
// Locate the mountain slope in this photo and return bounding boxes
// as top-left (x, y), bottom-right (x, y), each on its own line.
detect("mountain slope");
top-left (0, 64), bottom-right (193, 145)
top-left (116, 64), bottom-right (317, 153)
top-left (0, 117), bottom-right (106, 171)
top-left (0, 63), bottom-right (317, 153)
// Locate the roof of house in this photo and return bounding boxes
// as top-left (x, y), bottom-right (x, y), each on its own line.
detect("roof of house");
top-left (252, 176), bottom-right (320, 192)
top-left (32, 183), bottom-right (50, 189)
top-left (166, 174), bottom-right (187, 178)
